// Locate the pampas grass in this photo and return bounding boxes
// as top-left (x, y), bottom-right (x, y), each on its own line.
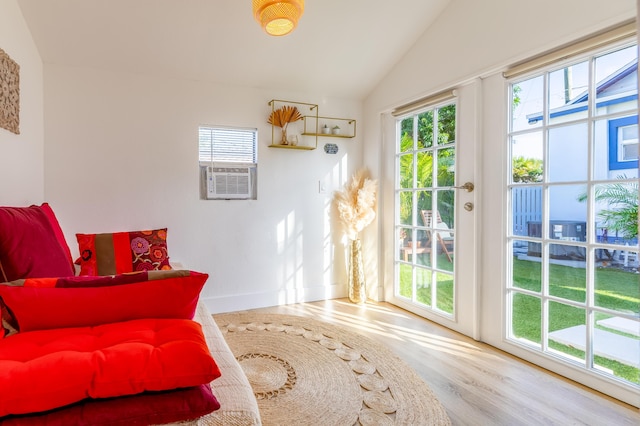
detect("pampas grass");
top-left (333, 169), bottom-right (377, 241)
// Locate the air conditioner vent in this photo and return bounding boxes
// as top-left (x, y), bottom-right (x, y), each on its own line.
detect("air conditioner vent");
top-left (206, 166), bottom-right (252, 199)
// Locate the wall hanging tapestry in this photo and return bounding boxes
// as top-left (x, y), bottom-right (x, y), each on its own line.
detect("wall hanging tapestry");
top-left (0, 48), bottom-right (20, 135)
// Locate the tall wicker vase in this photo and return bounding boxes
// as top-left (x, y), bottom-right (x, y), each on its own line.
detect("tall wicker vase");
top-left (348, 239), bottom-right (366, 304)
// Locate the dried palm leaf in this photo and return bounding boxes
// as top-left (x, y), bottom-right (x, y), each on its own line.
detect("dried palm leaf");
top-left (268, 106), bottom-right (303, 128)
top-left (268, 109), bottom-right (283, 127)
top-left (282, 105), bottom-right (302, 123)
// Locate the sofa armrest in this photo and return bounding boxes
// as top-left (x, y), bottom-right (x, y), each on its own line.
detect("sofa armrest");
top-left (179, 302), bottom-right (261, 426)
top-left (169, 261), bottom-right (186, 270)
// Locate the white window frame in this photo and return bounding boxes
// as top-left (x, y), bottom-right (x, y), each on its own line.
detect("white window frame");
top-left (504, 37), bottom-right (639, 405)
top-left (198, 126), bottom-right (258, 200)
top-left (617, 124), bottom-right (638, 162)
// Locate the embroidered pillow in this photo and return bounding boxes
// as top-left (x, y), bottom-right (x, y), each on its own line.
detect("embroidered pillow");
top-left (76, 228), bottom-right (171, 276)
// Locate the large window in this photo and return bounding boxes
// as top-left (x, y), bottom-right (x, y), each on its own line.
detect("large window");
top-left (507, 42), bottom-right (639, 388)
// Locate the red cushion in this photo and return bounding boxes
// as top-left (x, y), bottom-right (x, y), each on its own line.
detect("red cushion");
top-left (0, 204), bottom-right (75, 282)
top-left (0, 384), bottom-right (220, 426)
top-left (0, 307), bottom-right (5, 339)
top-left (76, 228), bottom-right (171, 276)
top-left (0, 271), bottom-right (208, 333)
top-left (0, 318), bottom-right (221, 417)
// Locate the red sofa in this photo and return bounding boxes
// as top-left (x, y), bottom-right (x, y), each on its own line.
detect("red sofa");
top-left (0, 204), bottom-right (223, 425)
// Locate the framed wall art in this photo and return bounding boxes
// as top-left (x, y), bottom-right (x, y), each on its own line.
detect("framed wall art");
top-left (0, 48), bottom-right (20, 135)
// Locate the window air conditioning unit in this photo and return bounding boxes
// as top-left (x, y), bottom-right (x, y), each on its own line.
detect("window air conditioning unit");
top-left (206, 166), bottom-right (252, 199)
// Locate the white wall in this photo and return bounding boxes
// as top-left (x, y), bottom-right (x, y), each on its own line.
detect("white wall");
top-left (365, 0), bottom-right (635, 115)
top-left (43, 64), bottom-right (363, 313)
top-left (0, 0), bottom-right (43, 205)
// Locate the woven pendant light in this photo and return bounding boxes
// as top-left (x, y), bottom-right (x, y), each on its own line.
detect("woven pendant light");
top-left (253, 0), bottom-right (304, 36)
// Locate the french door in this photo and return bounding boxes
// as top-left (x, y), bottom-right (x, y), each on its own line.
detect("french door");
top-left (388, 83), bottom-right (478, 338)
top-left (481, 36), bottom-right (639, 407)
top-left (384, 26), bottom-right (638, 408)
top-left (506, 42), bottom-right (639, 395)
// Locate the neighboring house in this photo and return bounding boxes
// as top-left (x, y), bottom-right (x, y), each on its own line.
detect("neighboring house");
top-left (514, 59), bottom-right (638, 247)
top-left (527, 58), bottom-right (638, 179)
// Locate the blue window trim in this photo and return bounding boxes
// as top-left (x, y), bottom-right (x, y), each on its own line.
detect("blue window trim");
top-left (608, 115), bottom-right (638, 170)
top-left (528, 94), bottom-right (638, 124)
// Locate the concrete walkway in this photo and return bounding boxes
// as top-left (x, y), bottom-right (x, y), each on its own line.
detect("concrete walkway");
top-left (597, 316), bottom-right (640, 337)
top-left (549, 322), bottom-right (640, 369)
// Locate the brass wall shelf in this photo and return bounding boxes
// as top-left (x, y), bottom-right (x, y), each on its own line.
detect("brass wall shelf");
top-left (268, 144), bottom-right (316, 150)
top-left (302, 116), bottom-right (356, 139)
top-left (267, 99), bottom-right (318, 150)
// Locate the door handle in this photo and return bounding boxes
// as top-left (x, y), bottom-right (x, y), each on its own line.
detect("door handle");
top-left (454, 182), bottom-right (474, 192)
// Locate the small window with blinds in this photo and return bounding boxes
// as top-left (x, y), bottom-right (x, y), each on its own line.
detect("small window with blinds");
top-left (198, 126), bottom-right (258, 200)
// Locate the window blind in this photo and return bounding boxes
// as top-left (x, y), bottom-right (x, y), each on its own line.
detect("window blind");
top-left (391, 89), bottom-right (457, 117)
top-left (503, 20), bottom-right (637, 80)
top-left (198, 126), bottom-right (257, 163)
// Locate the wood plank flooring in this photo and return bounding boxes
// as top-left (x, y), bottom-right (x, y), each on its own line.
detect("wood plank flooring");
top-left (241, 298), bottom-right (640, 425)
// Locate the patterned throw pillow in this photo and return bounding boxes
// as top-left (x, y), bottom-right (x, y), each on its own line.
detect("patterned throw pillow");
top-left (76, 228), bottom-right (172, 276)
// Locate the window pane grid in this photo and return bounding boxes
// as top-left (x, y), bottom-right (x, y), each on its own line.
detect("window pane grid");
top-left (395, 102), bottom-right (456, 317)
top-left (507, 42), bottom-right (639, 388)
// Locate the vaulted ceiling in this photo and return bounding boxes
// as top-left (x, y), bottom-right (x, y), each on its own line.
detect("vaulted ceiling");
top-left (17, 0), bottom-right (450, 100)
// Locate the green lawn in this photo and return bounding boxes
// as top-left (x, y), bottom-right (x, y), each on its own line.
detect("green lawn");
top-left (398, 253), bottom-right (454, 314)
top-left (512, 258), bottom-right (640, 312)
top-left (398, 256), bottom-right (640, 384)
top-left (511, 258), bottom-right (640, 384)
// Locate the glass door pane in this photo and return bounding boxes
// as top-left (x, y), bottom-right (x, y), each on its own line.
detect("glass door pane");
top-left (507, 44), bottom-right (639, 388)
top-left (395, 102), bottom-right (456, 317)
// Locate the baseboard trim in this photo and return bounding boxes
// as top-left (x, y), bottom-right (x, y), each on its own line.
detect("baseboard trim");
top-left (202, 283), bottom-right (347, 314)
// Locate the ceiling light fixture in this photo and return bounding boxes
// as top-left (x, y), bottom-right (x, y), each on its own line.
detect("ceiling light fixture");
top-left (253, 0), bottom-right (304, 36)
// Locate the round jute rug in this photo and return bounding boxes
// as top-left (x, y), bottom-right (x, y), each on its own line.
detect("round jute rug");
top-left (214, 312), bottom-right (451, 426)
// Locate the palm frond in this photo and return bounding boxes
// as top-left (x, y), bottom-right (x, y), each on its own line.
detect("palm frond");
top-left (577, 174), bottom-right (638, 239)
top-left (268, 106), bottom-right (303, 128)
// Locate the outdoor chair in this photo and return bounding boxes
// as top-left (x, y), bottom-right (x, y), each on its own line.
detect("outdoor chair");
top-left (420, 210), bottom-right (454, 262)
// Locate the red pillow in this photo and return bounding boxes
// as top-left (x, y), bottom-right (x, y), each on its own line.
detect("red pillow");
top-left (76, 228), bottom-right (172, 276)
top-left (0, 204), bottom-right (75, 282)
top-left (0, 384), bottom-right (220, 426)
top-left (0, 270), bottom-right (208, 334)
top-left (39, 203), bottom-right (74, 274)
